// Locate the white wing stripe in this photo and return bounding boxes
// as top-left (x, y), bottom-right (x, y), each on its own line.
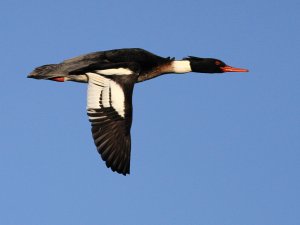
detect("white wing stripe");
top-left (110, 81), bottom-right (125, 117)
top-left (101, 86), bottom-right (110, 108)
top-left (87, 73), bottom-right (108, 109)
top-left (87, 72), bottom-right (125, 118)
top-left (95, 68), bottom-right (133, 75)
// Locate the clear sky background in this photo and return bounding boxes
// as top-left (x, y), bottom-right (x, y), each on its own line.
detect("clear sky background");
top-left (0, 0), bottom-right (299, 224)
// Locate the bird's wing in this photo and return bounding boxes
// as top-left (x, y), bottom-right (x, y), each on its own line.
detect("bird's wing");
top-left (86, 70), bottom-right (137, 175)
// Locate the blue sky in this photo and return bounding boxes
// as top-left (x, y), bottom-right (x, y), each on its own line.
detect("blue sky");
top-left (0, 0), bottom-right (299, 224)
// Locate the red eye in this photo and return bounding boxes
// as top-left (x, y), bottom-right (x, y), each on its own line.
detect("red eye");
top-left (215, 61), bottom-right (221, 65)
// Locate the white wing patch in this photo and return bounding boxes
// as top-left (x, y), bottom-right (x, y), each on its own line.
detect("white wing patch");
top-left (95, 68), bottom-right (133, 76)
top-left (110, 81), bottom-right (125, 116)
top-left (87, 72), bottom-right (125, 118)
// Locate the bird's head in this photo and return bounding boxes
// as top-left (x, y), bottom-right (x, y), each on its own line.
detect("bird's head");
top-left (184, 56), bottom-right (249, 73)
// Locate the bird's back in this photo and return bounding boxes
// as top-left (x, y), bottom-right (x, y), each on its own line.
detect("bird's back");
top-left (64, 48), bottom-right (171, 71)
top-left (29, 48), bottom-right (172, 78)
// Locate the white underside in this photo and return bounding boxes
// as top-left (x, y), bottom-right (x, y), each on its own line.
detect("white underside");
top-left (87, 72), bottom-right (125, 118)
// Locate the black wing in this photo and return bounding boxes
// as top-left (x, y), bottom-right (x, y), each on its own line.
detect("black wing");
top-left (86, 69), bottom-right (137, 175)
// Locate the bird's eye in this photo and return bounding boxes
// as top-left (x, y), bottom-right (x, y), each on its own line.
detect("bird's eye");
top-left (215, 61), bottom-right (221, 65)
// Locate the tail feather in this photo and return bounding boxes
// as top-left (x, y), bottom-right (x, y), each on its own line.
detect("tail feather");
top-left (28, 64), bottom-right (61, 79)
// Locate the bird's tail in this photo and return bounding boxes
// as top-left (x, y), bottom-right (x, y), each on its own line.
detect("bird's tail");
top-left (28, 64), bottom-right (62, 80)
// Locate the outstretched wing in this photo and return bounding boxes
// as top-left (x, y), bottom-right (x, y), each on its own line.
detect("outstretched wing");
top-left (86, 71), bottom-right (136, 175)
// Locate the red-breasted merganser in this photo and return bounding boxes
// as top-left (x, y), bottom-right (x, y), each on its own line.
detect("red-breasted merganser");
top-left (28, 48), bottom-right (248, 175)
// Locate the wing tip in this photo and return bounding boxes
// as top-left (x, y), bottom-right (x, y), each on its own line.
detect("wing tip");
top-left (107, 163), bottom-right (130, 176)
top-left (90, 112), bottom-right (132, 176)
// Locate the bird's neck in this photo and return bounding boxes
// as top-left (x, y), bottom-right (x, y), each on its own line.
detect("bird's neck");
top-left (136, 60), bottom-right (192, 83)
top-left (171, 60), bottom-right (192, 73)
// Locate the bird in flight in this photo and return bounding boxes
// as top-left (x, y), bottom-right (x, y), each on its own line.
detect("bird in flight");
top-left (28, 48), bottom-right (248, 175)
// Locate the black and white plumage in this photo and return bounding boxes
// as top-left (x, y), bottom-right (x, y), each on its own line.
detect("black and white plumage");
top-left (28, 48), bottom-right (248, 175)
